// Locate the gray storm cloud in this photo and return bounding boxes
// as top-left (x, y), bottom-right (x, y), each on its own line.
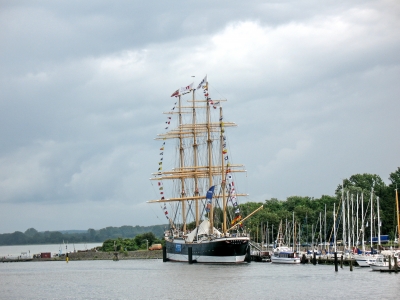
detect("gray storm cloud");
top-left (0, 0), bottom-right (399, 232)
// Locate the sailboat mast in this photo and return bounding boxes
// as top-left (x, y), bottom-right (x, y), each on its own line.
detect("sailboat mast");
top-left (324, 204), bottom-right (326, 251)
top-left (351, 194), bottom-right (354, 249)
top-left (361, 192), bottom-right (365, 253)
top-left (191, 89), bottom-right (200, 227)
top-left (220, 107), bottom-right (227, 234)
top-left (396, 187), bottom-right (400, 247)
top-left (333, 202), bottom-right (337, 253)
top-left (319, 211), bottom-right (322, 249)
top-left (370, 187), bottom-right (374, 248)
top-left (324, 204), bottom-right (327, 251)
top-left (347, 190), bottom-right (350, 251)
top-left (342, 182), bottom-right (346, 251)
top-left (377, 196), bottom-right (380, 246)
top-left (292, 212), bottom-right (295, 252)
top-left (356, 193), bottom-right (359, 247)
top-left (312, 224), bottom-right (314, 251)
top-left (178, 94), bottom-right (187, 232)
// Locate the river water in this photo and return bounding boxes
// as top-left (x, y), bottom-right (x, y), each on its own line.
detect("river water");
top-left (0, 257), bottom-right (398, 299)
top-left (0, 244), bottom-right (102, 258)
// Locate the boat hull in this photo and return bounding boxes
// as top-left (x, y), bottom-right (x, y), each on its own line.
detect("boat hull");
top-left (354, 256), bottom-right (377, 267)
top-left (370, 264), bottom-right (390, 271)
top-left (165, 237), bottom-right (249, 263)
top-left (270, 256), bottom-right (301, 264)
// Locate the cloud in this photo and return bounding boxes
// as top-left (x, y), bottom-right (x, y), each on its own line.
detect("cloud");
top-left (0, 0), bottom-right (399, 232)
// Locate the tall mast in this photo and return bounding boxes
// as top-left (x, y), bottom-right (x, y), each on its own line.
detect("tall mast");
top-left (396, 187), bottom-right (400, 248)
top-left (319, 211), bottom-right (322, 249)
top-left (178, 94), bottom-right (186, 232)
top-left (370, 187), bottom-right (374, 248)
top-left (292, 212), bottom-right (295, 252)
top-left (324, 204), bottom-right (326, 251)
top-left (333, 202), bottom-right (336, 253)
top-left (191, 88), bottom-right (200, 227)
top-left (361, 192), bottom-right (365, 253)
top-left (377, 196), bottom-right (380, 246)
top-left (206, 79), bottom-right (214, 231)
top-left (298, 223), bottom-right (301, 252)
top-left (356, 193), bottom-right (359, 247)
top-left (312, 224), bottom-right (314, 251)
top-left (220, 107), bottom-right (227, 234)
top-left (272, 224), bottom-right (274, 248)
top-left (347, 191), bottom-right (350, 250)
top-left (342, 183), bottom-right (346, 251)
top-left (351, 194), bottom-right (354, 249)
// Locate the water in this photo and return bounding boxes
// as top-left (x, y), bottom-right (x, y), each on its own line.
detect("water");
top-left (0, 259), bottom-right (398, 299)
top-left (0, 244), bottom-right (102, 258)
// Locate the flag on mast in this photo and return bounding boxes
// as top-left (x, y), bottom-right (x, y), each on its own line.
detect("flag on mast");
top-left (197, 75), bottom-right (207, 89)
top-left (180, 83), bottom-right (193, 95)
top-left (170, 89), bottom-right (179, 97)
top-left (205, 185), bottom-right (215, 213)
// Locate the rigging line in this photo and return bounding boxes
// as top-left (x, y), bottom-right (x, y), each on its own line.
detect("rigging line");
top-left (150, 180), bottom-right (165, 209)
top-left (206, 83), bottom-right (227, 103)
top-left (172, 202), bottom-right (181, 228)
top-left (185, 200), bottom-right (195, 226)
top-left (149, 204), bottom-right (164, 223)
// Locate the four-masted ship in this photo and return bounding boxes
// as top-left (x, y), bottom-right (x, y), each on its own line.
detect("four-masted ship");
top-left (148, 76), bottom-right (262, 263)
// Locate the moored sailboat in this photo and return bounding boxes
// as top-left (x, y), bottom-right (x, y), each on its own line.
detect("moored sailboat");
top-left (147, 76), bottom-right (262, 263)
top-left (271, 219), bottom-right (300, 264)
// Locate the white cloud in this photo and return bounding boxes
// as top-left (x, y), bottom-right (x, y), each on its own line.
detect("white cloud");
top-left (0, 0), bottom-right (399, 232)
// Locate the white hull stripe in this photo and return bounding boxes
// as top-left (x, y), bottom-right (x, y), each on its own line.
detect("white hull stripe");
top-left (167, 253), bottom-right (246, 263)
top-left (271, 258), bottom-right (301, 264)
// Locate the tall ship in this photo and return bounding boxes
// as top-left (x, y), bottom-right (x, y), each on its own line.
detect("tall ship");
top-left (148, 76), bottom-right (262, 263)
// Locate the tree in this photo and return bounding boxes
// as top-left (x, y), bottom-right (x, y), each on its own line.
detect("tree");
top-left (24, 228), bottom-right (38, 237)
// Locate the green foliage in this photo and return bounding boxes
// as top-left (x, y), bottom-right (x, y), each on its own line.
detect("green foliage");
top-left (235, 170), bottom-right (399, 244)
top-left (0, 224), bottom-right (167, 246)
top-left (101, 233), bottom-right (164, 252)
top-left (24, 228), bottom-right (38, 237)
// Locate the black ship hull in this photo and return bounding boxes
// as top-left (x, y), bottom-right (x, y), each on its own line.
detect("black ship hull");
top-left (165, 237), bottom-right (249, 263)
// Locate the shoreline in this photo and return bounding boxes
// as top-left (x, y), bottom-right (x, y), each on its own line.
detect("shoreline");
top-left (1, 250), bottom-right (162, 262)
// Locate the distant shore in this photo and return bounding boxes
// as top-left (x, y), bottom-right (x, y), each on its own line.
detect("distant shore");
top-left (1, 250), bottom-right (162, 262)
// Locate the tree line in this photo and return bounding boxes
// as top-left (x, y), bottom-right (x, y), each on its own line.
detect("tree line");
top-left (237, 168), bottom-right (400, 245)
top-left (0, 224), bottom-right (166, 246)
top-left (2, 168), bottom-right (399, 247)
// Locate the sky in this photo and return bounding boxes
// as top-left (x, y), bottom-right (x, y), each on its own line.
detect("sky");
top-left (1, 0), bottom-right (399, 233)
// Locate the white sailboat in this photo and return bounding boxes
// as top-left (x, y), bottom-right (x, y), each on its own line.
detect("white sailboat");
top-left (271, 219), bottom-right (300, 264)
top-left (370, 252), bottom-right (400, 271)
top-left (355, 189), bottom-right (378, 267)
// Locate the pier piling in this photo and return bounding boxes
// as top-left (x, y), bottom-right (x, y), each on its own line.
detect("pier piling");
top-left (188, 247), bottom-right (193, 264)
top-left (334, 252), bottom-right (338, 272)
top-left (113, 252), bottom-right (118, 261)
top-left (245, 246), bottom-right (251, 263)
top-left (162, 246), bottom-right (168, 262)
top-left (301, 254), bottom-right (307, 264)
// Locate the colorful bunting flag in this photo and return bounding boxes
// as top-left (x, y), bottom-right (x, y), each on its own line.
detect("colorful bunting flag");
top-left (197, 75), bottom-right (207, 89)
top-left (171, 89), bottom-right (179, 97)
top-left (180, 82), bottom-right (193, 95)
